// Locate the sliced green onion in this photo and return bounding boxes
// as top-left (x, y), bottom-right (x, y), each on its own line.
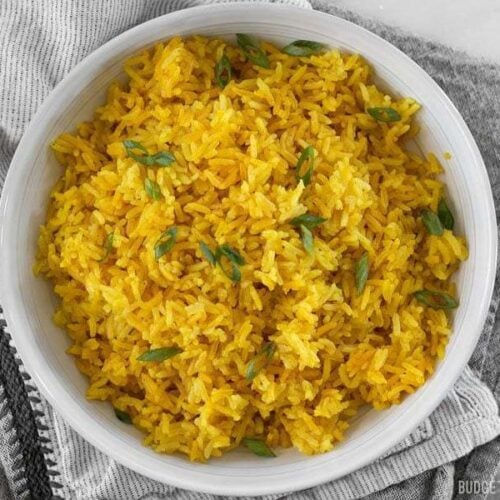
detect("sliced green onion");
top-left (154, 227), bottom-right (177, 260)
top-left (355, 252), bottom-right (369, 294)
top-left (236, 34), bottom-right (269, 68)
top-left (199, 241), bottom-right (216, 266)
top-left (114, 408), bottom-right (132, 424)
top-left (438, 198), bottom-right (455, 230)
top-left (137, 346), bottom-right (183, 362)
top-left (150, 151), bottom-right (175, 166)
top-left (215, 244), bottom-right (245, 282)
top-left (215, 54), bottom-right (232, 88)
top-left (98, 232), bottom-right (114, 262)
top-left (216, 244), bottom-right (245, 265)
top-left (243, 437), bottom-right (276, 457)
top-left (290, 213), bottom-right (326, 255)
top-left (202, 244), bottom-right (245, 282)
top-left (246, 342), bottom-right (276, 380)
top-left (300, 225), bottom-right (313, 254)
top-left (421, 209), bottom-right (444, 236)
top-left (290, 213), bottom-right (327, 229)
top-left (367, 107), bottom-right (401, 123)
top-left (123, 140), bottom-right (175, 167)
top-left (145, 178), bottom-right (162, 201)
top-left (282, 40), bottom-right (325, 57)
top-left (295, 145), bottom-right (315, 186)
top-left (123, 139), bottom-right (147, 155)
top-left (413, 289), bottom-right (458, 310)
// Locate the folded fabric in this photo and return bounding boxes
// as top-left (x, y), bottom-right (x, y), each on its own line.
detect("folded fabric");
top-left (1, 1), bottom-right (500, 499)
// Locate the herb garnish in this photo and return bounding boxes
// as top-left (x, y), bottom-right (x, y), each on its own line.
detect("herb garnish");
top-left (367, 107), bottom-right (401, 123)
top-left (236, 34), bottom-right (269, 68)
top-left (290, 213), bottom-right (327, 254)
top-left (154, 227), bottom-right (177, 260)
top-left (355, 252), bottom-right (369, 294)
top-left (123, 140), bottom-right (175, 167)
top-left (295, 145), bottom-right (316, 186)
top-left (243, 437), bottom-right (276, 457)
top-left (145, 177), bottom-right (162, 200)
top-left (98, 232), bottom-right (114, 262)
top-left (114, 408), bottom-right (132, 424)
top-left (299, 225), bottom-right (313, 254)
top-left (215, 244), bottom-right (245, 282)
top-left (215, 54), bottom-right (232, 88)
top-left (290, 213), bottom-right (327, 229)
top-left (437, 198), bottom-right (454, 230)
top-left (246, 342), bottom-right (276, 380)
top-left (199, 241), bottom-right (217, 265)
top-left (137, 346), bottom-right (183, 362)
top-left (421, 209), bottom-right (444, 236)
top-left (199, 243), bottom-right (245, 282)
top-left (282, 40), bottom-right (324, 57)
top-left (413, 289), bottom-right (458, 310)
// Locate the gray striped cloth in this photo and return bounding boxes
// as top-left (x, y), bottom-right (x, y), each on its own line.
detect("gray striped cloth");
top-left (1, 1), bottom-right (500, 499)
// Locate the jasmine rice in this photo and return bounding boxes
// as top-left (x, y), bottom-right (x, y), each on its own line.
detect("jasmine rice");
top-left (34, 35), bottom-right (467, 461)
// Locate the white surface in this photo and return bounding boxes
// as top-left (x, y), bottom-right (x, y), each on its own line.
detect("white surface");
top-left (0, 4), bottom-right (497, 497)
top-left (338, 0), bottom-right (500, 63)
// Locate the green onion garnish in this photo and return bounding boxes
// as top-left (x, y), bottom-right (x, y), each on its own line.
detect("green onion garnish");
top-left (290, 213), bottom-right (326, 254)
top-left (300, 225), bottom-right (313, 255)
top-left (145, 178), bottom-right (162, 200)
top-left (98, 232), bottom-right (114, 262)
top-left (290, 213), bottom-right (327, 229)
top-left (215, 54), bottom-right (232, 88)
top-left (413, 289), bottom-right (458, 310)
top-left (295, 145), bottom-right (315, 186)
top-left (367, 107), bottom-right (401, 123)
top-left (154, 227), bottom-right (177, 260)
top-left (437, 198), bottom-right (455, 230)
top-left (137, 346), bottom-right (183, 362)
top-left (199, 241), bottom-right (216, 265)
top-left (236, 34), bottom-right (269, 68)
top-left (215, 244), bottom-right (245, 282)
top-left (355, 252), bottom-right (369, 295)
top-left (246, 342), bottom-right (276, 380)
top-left (200, 243), bottom-right (245, 282)
top-left (421, 209), bottom-right (444, 236)
top-left (114, 408), bottom-right (132, 424)
top-left (282, 40), bottom-right (325, 57)
top-left (123, 140), bottom-right (175, 167)
top-left (243, 437), bottom-right (276, 457)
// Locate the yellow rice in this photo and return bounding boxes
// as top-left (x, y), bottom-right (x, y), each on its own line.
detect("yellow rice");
top-left (34, 36), bottom-right (468, 461)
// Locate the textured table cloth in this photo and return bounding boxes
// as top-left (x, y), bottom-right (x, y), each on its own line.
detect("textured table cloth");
top-left (1, 1), bottom-right (500, 499)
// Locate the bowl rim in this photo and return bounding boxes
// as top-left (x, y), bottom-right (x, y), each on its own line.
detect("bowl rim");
top-left (0, 2), bottom-right (497, 497)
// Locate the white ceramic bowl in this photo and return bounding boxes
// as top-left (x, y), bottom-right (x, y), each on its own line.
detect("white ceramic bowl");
top-left (0, 3), bottom-right (496, 497)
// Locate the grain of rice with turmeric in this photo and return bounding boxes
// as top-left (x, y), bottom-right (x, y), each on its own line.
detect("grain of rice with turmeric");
top-left (34, 36), bottom-right (468, 461)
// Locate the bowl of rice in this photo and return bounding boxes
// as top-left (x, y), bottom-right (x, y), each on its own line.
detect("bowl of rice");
top-left (0, 3), bottom-right (496, 497)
